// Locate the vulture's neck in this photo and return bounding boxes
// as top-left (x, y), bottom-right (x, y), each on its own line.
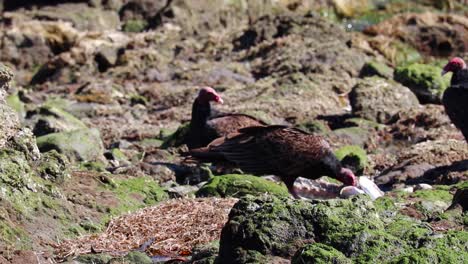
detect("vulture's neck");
top-left (451, 68), bottom-right (468, 87)
top-left (190, 98), bottom-right (211, 129)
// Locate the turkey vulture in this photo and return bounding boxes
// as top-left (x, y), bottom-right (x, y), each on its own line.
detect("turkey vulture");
top-left (185, 87), bottom-right (266, 149)
top-left (441, 57), bottom-right (468, 141)
top-left (189, 125), bottom-right (357, 198)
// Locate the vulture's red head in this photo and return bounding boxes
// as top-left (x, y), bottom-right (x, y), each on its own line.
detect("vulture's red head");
top-left (337, 168), bottom-right (358, 186)
top-left (197, 87), bottom-right (224, 104)
top-left (442, 57), bottom-right (467, 76)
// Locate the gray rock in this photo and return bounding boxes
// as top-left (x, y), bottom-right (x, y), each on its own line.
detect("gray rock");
top-left (349, 77), bottom-right (420, 124)
top-left (36, 128), bottom-right (106, 163)
top-left (27, 105), bottom-right (88, 137)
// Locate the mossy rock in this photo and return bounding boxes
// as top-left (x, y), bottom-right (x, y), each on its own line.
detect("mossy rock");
top-left (296, 120), bottom-right (330, 134)
top-left (6, 92), bottom-right (25, 118)
top-left (218, 194), bottom-right (468, 263)
top-left (36, 128), bottom-right (105, 163)
top-left (394, 63), bottom-right (451, 104)
top-left (196, 174), bottom-right (290, 198)
top-left (36, 150), bottom-right (71, 183)
top-left (334, 145), bottom-right (368, 174)
top-left (105, 176), bottom-right (168, 216)
top-left (161, 122), bottom-right (190, 148)
top-left (0, 219), bottom-right (32, 250)
top-left (191, 240), bottom-right (219, 264)
top-left (218, 195), bottom-right (317, 262)
top-left (390, 231), bottom-right (468, 264)
top-left (108, 148), bottom-right (129, 164)
top-left (30, 105), bottom-right (88, 137)
top-left (123, 19), bottom-right (148, 33)
top-left (359, 60), bottom-right (394, 79)
top-left (292, 243), bottom-right (351, 264)
top-left (349, 77), bottom-right (419, 123)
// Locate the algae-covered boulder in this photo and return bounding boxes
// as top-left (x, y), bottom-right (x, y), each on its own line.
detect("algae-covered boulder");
top-left (196, 174), bottom-right (290, 198)
top-left (334, 145), bottom-right (368, 174)
top-left (28, 105), bottom-right (88, 137)
top-left (219, 195), bottom-right (468, 263)
top-left (349, 77), bottom-right (419, 124)
top-left (394, 63), bottom-right (451, 104)
top-left (36, 128), bottom-right (105, 162)
top-left (292, 243), bottom-right (351, 264)
top-left (218, 195), bottom-right (317, 263)
top-left (0, 63), bottom-right (21, 149)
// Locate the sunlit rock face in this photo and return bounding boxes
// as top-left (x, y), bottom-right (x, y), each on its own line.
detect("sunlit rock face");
top-left (0, 64), bottom-right (21, 149)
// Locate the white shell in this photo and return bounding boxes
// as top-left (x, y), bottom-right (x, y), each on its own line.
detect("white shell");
top-left (340, 186), bottom-right (365, 198)
top-left (358, 176), bottom-right (384, 200)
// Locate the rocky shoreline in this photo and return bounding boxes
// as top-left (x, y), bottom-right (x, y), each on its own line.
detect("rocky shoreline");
top-left (0, 0), bottom-right (467, 263)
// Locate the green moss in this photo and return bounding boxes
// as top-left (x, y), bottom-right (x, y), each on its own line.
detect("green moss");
top-left (0, 149), bottom-right (48, 215)
top-left (0, 220), bottom-right (31, 250)
top-left (390, 41), bottom-right (422, 67)
top-left (139, 138), bottom-right (164, 148)
top-left (360, 60), bottom-right (394, 79)
top-left (6, 93), bottom-right (25, 118)
top-left (394, 63), bottom-right (450, 103)
top-left (79, 161), bottom-right (107, 172)
top-left (123, 19), bottom-right (148, 33)
top-left (36, 150), bottom-right (70, 183)
top-left (107, 176), bottom-right (168, 215)
top-left (334, 145), bottom-right (368, 174)
top-left (312, 196), bottom-right (384, 248)
top-left (129, 94), bottom-right (148, 106)
top-left (196, 174), bottom-right (290, 198)
top-left (292, 243), bottom-right (351, 264)
top-left (109, 148), bottom-right (128, 163)
top-left (385, 218), bottom-right (432, 247)
top-left (296, 120), bottom-right (330, 134)
top-left (411, 187), bottom-right (453, 203)
top-left (391, 231), bottom-right (468, 264)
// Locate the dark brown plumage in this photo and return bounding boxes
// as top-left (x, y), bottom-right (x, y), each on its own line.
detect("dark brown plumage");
top-left (189, 125), bottom-right (357, 197)
top-left (185, 87), bottom-right (266, 149)
top-left (441, 57), bottom-right (468, 141)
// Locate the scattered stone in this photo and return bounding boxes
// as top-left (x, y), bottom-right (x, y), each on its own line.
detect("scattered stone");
top-left (36, 128), bottom-right (106, 162)
top-left (28, 105), bottom-right (88, 137)
top-left (349, 77), bottom-right (420, 123)
top-left (415, 183), bottom-right (433, 191)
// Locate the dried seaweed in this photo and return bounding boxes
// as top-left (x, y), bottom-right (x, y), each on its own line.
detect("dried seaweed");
top-left (54, 197), bottom-right (238, 261)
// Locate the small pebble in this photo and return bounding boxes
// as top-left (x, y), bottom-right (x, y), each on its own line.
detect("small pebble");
top-left (401, 187), bottom-right (414, 193)
top-left (415, 183), bottom-right (433, 191)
